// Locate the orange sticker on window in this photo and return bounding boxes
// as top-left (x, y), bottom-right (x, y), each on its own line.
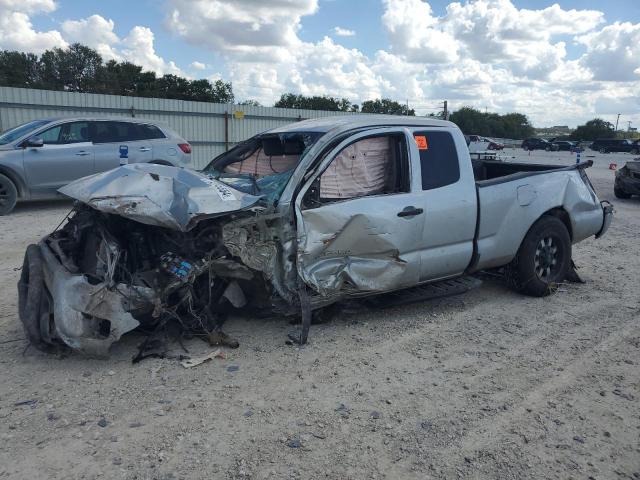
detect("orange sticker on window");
top-left (414, 135), bottom-right (428, 150)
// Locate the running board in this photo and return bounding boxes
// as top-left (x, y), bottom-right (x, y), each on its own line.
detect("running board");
top-left (360, 276), bottom-right (482, 310)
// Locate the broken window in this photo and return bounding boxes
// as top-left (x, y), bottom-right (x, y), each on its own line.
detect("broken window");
top-left (220, 134), bottom-right (317, 178)
top-left (313, 133), bottom-right (409, 203)
top-left (202, 132), bottom-right (323, 199)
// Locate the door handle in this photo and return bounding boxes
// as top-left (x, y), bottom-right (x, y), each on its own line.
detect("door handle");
top-left (75, 151), bottom-right (90, 156)
top-left (139, 147), bottom-right (151, 152)
top-left (397, 206), bottom-right (423, 217)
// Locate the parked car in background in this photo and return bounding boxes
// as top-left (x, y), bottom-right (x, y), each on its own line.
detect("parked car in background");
top-left (521, 138), bottom-right (551, 150)
top-left (484, 137), bottom-right (504, 150)
top-left (0, 117), bottom-right (191, 214)
top-left (590, 138), bottom-right (634, 154)
top-left (465, 135), bottom-right (504, 152)
top-left (614, 161), bottom-right (640, 199)
top-left (631, 140), bottom-right (640, 155)
top-left (550, 140), bottom-right (577, 151)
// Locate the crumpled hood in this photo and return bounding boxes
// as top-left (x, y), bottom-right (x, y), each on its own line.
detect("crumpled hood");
top-left (59, 163), bottom-right (261, 231)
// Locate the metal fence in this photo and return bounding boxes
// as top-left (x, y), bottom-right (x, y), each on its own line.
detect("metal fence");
top-left (0, 87), bottom-right (353, 169)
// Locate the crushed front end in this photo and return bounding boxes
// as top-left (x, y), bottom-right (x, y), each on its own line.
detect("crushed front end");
top-left (19, 205), bottom-right (282, 356)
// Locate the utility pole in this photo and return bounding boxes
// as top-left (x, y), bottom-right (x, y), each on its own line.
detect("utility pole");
top-left (615, 113), bottom-right (620, 131)
top-left (627, 121), bottom-right (632, 132)
top-left (406, 99), bottom-right (409, 116)
top-left (443, 100), bottom-right (448, 120)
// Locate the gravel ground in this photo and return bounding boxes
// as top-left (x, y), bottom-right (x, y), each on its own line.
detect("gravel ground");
top-left (0, 149), bottom-right (638, 480)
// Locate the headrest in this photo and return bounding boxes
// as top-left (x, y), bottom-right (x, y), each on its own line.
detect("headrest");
top-left (262, 136), bottom-right (284, 156)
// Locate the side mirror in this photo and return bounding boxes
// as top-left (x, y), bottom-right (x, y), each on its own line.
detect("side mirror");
top-left (25, 138), bottom-right (44, 148)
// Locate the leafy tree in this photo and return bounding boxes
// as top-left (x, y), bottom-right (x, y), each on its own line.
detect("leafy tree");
top-left (570, 118), bottom-right (614, 141)
top-left (0, 44), bottom-right (234, 104)
top-left (238, 99), bottom-right (262, 106)
top-left (361, 98), bottom-right (415, 116)
top-left (38, 43), bottom-right (103, 92)
top-left (448, 106), bottom-right (533, 139)
top-left (207, 79), bottom-right (234, 103)
top-left (275, 93), bottom-right (356, 111)
top-left (0, 51), bottom-right (40, 87)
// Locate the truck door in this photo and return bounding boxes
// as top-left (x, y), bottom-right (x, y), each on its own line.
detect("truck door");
top-left (408, 129), bottom-right (477, 281)
top-left (23, 120), bottom-right (94, 194)
top-left (295, 128), bottom-right (426, 295)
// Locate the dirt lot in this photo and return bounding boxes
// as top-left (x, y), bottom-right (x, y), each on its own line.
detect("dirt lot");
top-left (0, 149), bottom-right (638, 480)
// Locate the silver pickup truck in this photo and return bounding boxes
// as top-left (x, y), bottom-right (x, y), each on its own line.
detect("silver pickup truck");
top-left (18, 116), bottom-right (613, 356)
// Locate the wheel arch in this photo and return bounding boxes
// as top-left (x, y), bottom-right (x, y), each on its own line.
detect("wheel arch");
top-left (541, 207), bottom-right (573, 241)
top-left (0, 165), bottom-right (26, 198)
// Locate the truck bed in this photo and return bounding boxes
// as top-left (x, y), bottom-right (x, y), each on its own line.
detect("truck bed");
top-left (470, 159), bottom-right (604, 272)
top-left (472, 159), bottom-right (568, 183)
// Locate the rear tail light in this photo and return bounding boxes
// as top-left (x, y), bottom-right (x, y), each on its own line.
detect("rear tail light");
top-left (178, 143), bottom-right (191, 154)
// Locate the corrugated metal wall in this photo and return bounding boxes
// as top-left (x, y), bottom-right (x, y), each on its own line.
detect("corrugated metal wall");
top-left (0, 87), bottom-right (354, 169)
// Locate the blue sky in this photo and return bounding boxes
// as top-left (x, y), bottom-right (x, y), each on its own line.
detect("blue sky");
top-left (31, 0), bottom-right (640, 77)
top-left (2, 0), bottom-right (640, 126)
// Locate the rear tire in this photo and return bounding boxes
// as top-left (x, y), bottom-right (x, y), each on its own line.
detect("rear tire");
top-left (614, 186), bottom-right (631, 199)
top-left (599, 148), bottom-right (607, 154)
top-left (506, 216), bottom-right (571, 297)
top-left (0, 173), bottom-right (17, 215)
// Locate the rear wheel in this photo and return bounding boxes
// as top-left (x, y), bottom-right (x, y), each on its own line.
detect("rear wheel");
top-left (614, 186), bottom-right (631, 199)
top-left (599, 148), bottom-right (607, 154)
top-left (0, 173), bottom-right (17, 215)
top-left (506, 216), bottom-right (571, 297)
top-left (631, 148), bottom-right (639, 155)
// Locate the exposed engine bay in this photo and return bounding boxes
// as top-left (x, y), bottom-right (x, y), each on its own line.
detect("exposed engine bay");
top-left (20, 203), bottom-right (290, 357)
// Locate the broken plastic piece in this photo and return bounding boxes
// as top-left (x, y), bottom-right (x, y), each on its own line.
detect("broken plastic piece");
top-left (180, 349), bottom-right (225, 368)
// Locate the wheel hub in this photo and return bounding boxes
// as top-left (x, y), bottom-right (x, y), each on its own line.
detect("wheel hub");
top-left (534, 237), bottom-right (558, 280)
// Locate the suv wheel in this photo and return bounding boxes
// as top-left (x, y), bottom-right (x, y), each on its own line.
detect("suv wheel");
top-left (0, 173), bottom-right (18, 215)
top-left (631, 148), bottom-right (639, 155)
top-left (599, 147), bottom-right (607, 154)
top-left (506, 216), bottom-right (571, 297)
top-left (614, 186), bottom-right (631, 199)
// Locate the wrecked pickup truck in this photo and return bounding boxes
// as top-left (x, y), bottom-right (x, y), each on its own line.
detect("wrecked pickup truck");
top-left (18, 115), bottom-right (613, 356)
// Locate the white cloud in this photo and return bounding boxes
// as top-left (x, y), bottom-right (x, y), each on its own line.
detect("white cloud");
top-left (165, 0), bottom-right (317, 59)
top-left (333, 27), bottom-right (355, 37)
top-left (0, 0), bottom-right (56, 14)
top-left (121, 26), bottom-right (182, 75)
top-left (62, 14), bottom-right (120, 60)
top-left (577, 22), bottom-right (640, 82)
top-left (190, 61), bottom-right (206, 70)
top-left (0, 0), bottom-right (66, 53)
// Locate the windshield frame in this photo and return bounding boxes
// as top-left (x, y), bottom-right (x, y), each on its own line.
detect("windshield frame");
top-left (0, 119), bottom-right (52, 146)
top-left (201, 131), bottom-right (325, 204)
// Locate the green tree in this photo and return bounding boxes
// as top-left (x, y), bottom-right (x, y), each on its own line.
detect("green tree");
top-left (38, 43), bottom-right (104, 92)
top-left (449, 107), bottom-right (534, 139)
top-left (274, 93), bottom-right (355, 111)
top-left (0, 51), bottom-right (40, 87)
top-left (361, 98), bottom-right (415, 116)
top-left (0, 44), bottom-right (235, 104)
top-left (570, 118), bottom-right (614, 141)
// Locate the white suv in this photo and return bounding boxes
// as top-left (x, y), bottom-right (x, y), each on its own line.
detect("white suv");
top-left (0, 117), bottom-right (191, 214)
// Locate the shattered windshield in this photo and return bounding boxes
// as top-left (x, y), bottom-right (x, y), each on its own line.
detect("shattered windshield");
top-left (201, 131), bottom-right (324, 203)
